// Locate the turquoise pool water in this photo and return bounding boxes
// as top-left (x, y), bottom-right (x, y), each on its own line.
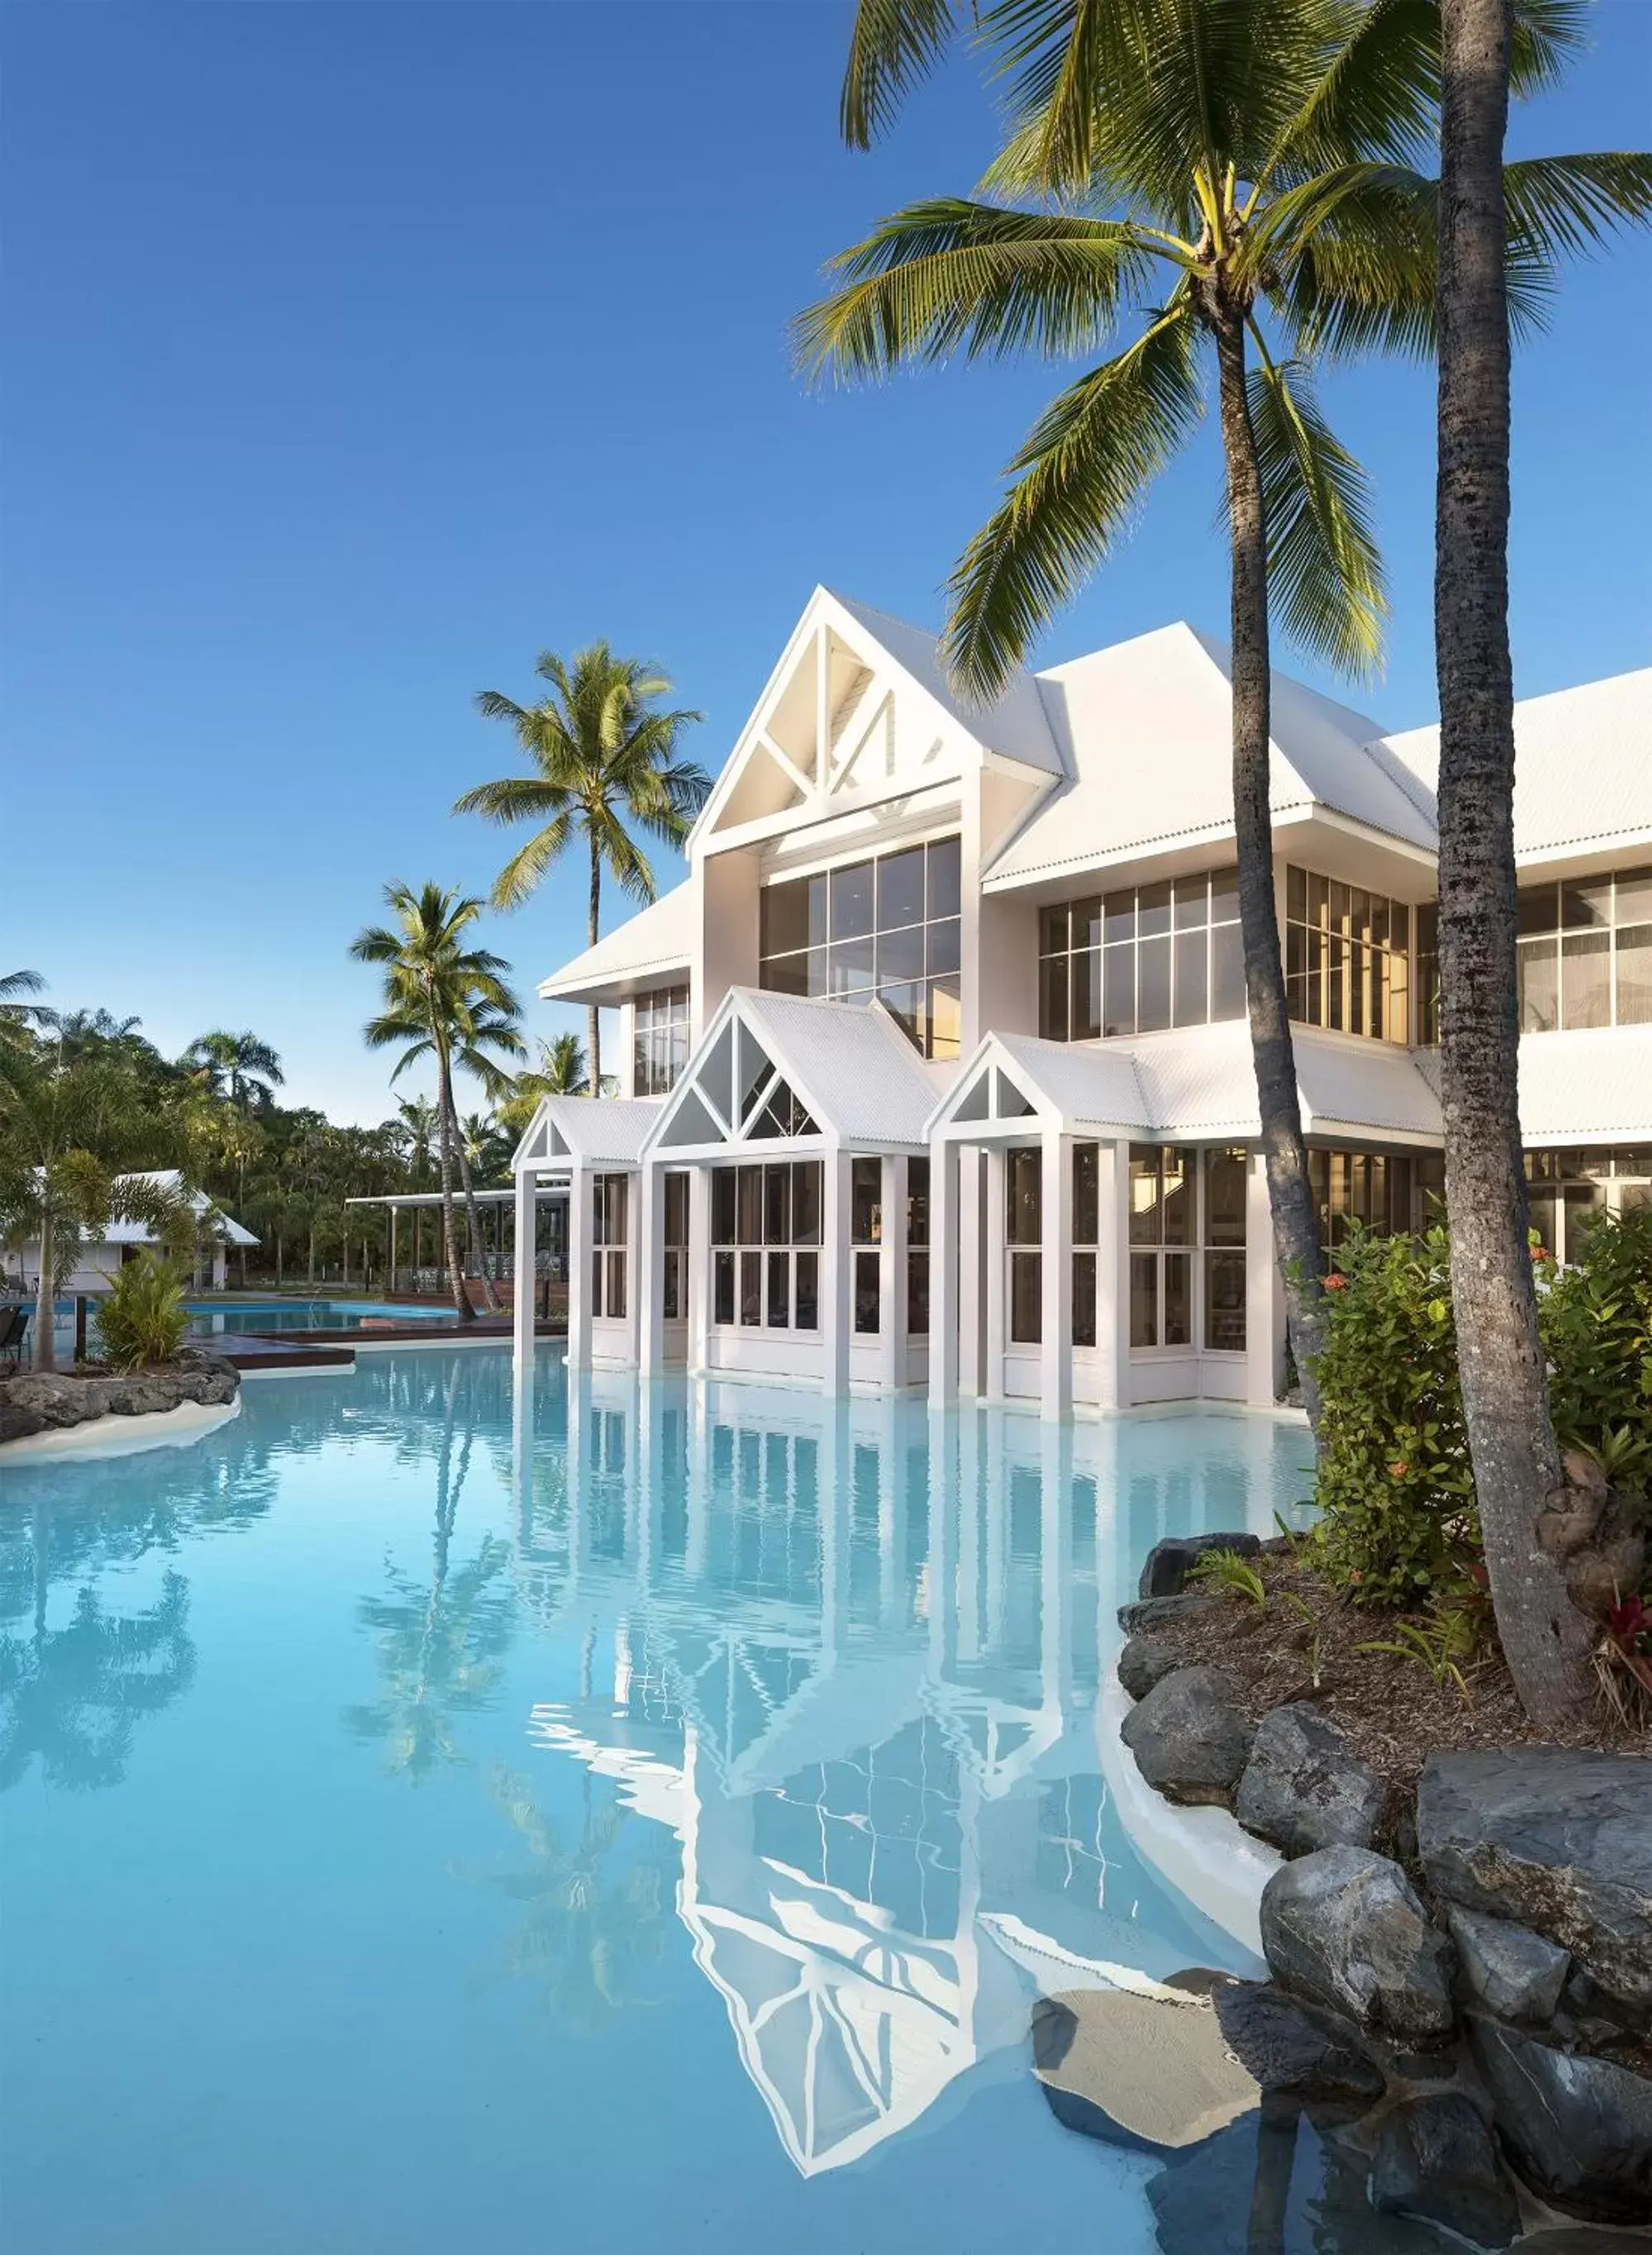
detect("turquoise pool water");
top-left (18, 1295), bottom-right (453, 1360)
top-left (1, 1355), bottom-right (1411, 2253)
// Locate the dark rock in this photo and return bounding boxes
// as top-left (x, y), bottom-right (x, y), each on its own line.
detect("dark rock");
top-left (103, 1377), bottom-right (176, 1416)
top-left (1418, 1748), bottom-right (1652, 2019)
top-left (1119, 1667), bottom-right (1254, 1807)
top-left (1116, 1591), bottom-right (1215, 1635)
top-left (1369, 2091), bottom-right (1520, 2249)
top-left (1512, 2230), bottom-right (1652, 2254)
top-left (1117, 1634), bottom-right (1182, 1701)
top-left (1260, 1846), bottom-right (1458, 2047)
top-left (1138, 1530), bottom-right (1261, 1600)
top-left (1469, 2014), bottom-right (1652, 2225)
top-left (1212, 1981), bottom-right (1383, 2100)
top-left (0, 1400), bottom-right (46, 1443)
top-left (1447, 1905), bottom-right (1570, 2026)
top-left (1, 1373), bottom-right (110, 1428)
top-left (0, 1356), bottom-right (240, 1446)
top-left (1235, 1703), bottom-right (1388, 1857)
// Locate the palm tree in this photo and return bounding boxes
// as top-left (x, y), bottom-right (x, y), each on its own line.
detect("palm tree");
top-left (807, 0), bottom-right (1651, 1423)
top-left (0, 971), bottom-right (47, 1080)
top-left (1427, 0), bottom-right (1650, 1720)
top-left (184, 1030), bottom-right (285, 1114)
top-left (350, 884), bottom-right (521, 1323)
top-left (455, 644), bottom-right (709, 1093)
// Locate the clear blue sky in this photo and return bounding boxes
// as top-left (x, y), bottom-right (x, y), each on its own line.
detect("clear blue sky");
top-left (5, 1), bottom-right (1649, 1125)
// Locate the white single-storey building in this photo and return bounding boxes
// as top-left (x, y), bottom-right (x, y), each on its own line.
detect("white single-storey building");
top-left (512, 586), bottom-right (1651, 1413)
top-left (3, 1169), bottom-right (258, 1295)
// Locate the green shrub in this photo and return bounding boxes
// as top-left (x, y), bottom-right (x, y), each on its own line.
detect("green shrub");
top-left (1307, 1222), bottom-right (1480, 1606)
top-left (97, 1254), bottom-right (188, 1371)
top-left (1538, 1205), bottom-right (1652, 1506)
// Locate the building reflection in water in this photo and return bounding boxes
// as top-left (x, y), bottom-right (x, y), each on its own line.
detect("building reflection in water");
top-left (508, 1360), bottom-right (1304, 2181)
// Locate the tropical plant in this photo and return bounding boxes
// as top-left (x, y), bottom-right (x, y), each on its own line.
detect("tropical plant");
top-left (1355, 1601), bottom-right (1480, 1699)
top-left (184, 1029), bottom-right (285, 1115)
top-left (97, 1252), bottom-right (189, 1370)
top-left (0, 970), bottom-right (48, 1081)
top-left (350, 883), bottom-right (521, 1322)
top-left (456, 644), bottom-right (709, 1092)
top-left (1537, 1206), bottom-right (1652, 1506)
top-left (808, 0), bottom-right (1652, 1434)
top-left (0, 1045), bottom-right (192, 1372)
top-left (1188, 1546), bottom-right (1269, 1604)
top-left (497, 1033), bottom-right (593, 1139)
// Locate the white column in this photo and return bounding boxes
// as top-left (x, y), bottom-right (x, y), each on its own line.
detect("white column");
top-left (821, 1146), bottom-right (850, 1396)
top-left (929, 1138), bottom-right (959, 1409)
top-left (958, 1148), bottom-right (983, 1396)
top-left (1040, 1127), bottom-right (1073, 1421)
top-left (983, 1144), bottom-right (1006, 1403)
top-left (565, 1160), bottom-right (588, 1373)
top-left (686, 1164), bottom-right (711, 1376)
top-left (1246, 1146), bottom-right (1286, 1408)
top-left (878, 1152), bottom-right (906, 1392)
top-left (512, 1168), bottom-right (537, 1377)
top-left (875, 1397), bottom-right (904, 1624)
top-left (1040, 1420), bottom-right (1075, 1716)
top-left (638, 1160), bottom-right (665, 1379)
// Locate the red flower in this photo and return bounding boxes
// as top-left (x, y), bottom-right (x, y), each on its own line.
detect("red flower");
top-left (1325, 1273), bottom-right (1348, 1291)
top-left (1608, 1595), bottom-right (1650, 1651)
top-left (1388, 1461), bottom-right (1410, 1479)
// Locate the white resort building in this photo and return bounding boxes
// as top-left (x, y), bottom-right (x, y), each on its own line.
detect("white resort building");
top-left (511, 588), bottom-right (1651, 1413)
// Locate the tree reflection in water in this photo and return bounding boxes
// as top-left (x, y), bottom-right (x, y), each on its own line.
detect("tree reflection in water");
top-left (0, 1570), bottom-right (194, 1791)
top-left (342, 1359), bottom-right (515, 1782)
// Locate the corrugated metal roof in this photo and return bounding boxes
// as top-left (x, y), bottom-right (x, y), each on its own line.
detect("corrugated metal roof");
top-left (106, 1170), bottom-right (259, 1248)
top-left (538, 1096), bottom-right (664, 1164)
top-left (990, 1030), bottom-right (1152, 1130)
top-left (830, 592), bottom-right (1066, 779)
top-left (736, 988), bottom-right (943, 1144)
top-left (1517, 1026), bottom-right (1652, 1145)
top-left (983, 624), bottom-right (1426, 888)
top-left (537, 881), bottom-right (695, 1002)
top-left (1378, 668), bottom-right (1652, 863)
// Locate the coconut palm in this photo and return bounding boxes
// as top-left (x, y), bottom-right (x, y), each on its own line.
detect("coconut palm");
top-left (0, 972), bottom-right (47, 1082)
top-left (456, 645), bottom-right (709, 1093)
top-left (1427, 0), bottom-right (1648, 1720)
top-left (184, 1030), bottom-right (285, 1115)
top-left (807, 0), bottom-right (1652, 1422)
top-left (350, 883), bottom-right (521, 1323)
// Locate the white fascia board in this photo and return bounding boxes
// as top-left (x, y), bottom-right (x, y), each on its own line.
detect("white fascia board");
top-left (1302, 1118), bottom-right (1444, 1150)
top-left (981, 816), bottom-right (1242, 894)
top-left (1516, 823), bottom-right (1652, 872)
top-left (537, 950), bottom-right (692, 1006)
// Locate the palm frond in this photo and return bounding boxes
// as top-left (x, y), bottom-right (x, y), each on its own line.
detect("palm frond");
top-left (798, 199), bottom-right (1159, 380)
top-left (840, 0), bottom-right (962, 149)
top-left (490, 816), bottom-right (575, 912)
top-left (1503, 151), bottom-right (1652, 264)
top-left (1245, 351), bottom-right (1387, 678)
top-left (943, 300), bottom-right (1203, 699)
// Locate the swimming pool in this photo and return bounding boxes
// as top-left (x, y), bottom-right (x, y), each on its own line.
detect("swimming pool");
top-left (182, 1297), bottom-right (455, 1335)
top-left (0, 1355), bottom-right (1412, 2252)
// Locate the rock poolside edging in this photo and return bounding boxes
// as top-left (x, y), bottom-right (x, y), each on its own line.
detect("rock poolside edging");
top-left (1108, 1533), bottom-right (1652, 2241)
top-left (0, 1349), bottom-right (242, 1463)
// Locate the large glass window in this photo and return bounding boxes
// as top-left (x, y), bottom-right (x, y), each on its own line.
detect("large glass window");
top-left (907, 1156), bottom-right (930, 1337)
top-left (1516, 868), bottom-right (1652, 1033)
top-left (661, 1171), bottom-right (688, 1321)
top-left (1202, 1147), bottom-right (1248, 1353)
top-left (759, 835), bottom-right (962, 1059)
top-left (1072, 1142), bottom-right (1099, 1349)
top-left (1526, 1146), bottom-right (1652, 1264)
top-left (852, 1157), bottom-right (883, 1334)
top-left (711, 1162), bottom-right (821, 1333)
top-left (590, 1173), bottom-right (629, 1320)
top-left (1285, 868), bottom-right (1412, 1042)
top-left (1129, 1146), bottom-right (1191, 1349)
top-left (1039, 868), bottom-right (1243, 1040)
top-left (633, 986), bottom-right (690, 1095)
top-left (1308, 1149), bottom-right (1416, 1249)
top-left (1007, 1147), bottom-right (1043, 1344)
top-left (1416, 903), bottom-right (1440, 1046)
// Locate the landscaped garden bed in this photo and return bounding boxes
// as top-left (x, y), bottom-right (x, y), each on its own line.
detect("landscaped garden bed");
top-left (1106, 1206), bottom-right (1652, 2243)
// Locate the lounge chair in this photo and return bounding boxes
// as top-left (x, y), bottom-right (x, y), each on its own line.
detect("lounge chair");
top-left (0, 1304), bottom-right (28, 1373)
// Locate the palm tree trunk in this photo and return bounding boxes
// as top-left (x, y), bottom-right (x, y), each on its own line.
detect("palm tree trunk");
top-left (33, 1200), bottom-right (57, 1374)
top-left (1435, 0), bottom-right (1590, 1722)
top-left (435, 1053), bottom-right (475, 1323)
top-left (307, 1222), bottom-right (316, 1286)
top-left (448, 1091), bottom-right (500, 1313)
top-left (588, 844), bottom-right (602, 1096)
top-left (1212, 304), bottom-right (1326, 1427)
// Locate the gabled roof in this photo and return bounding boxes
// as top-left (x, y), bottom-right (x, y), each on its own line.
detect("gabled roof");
top-left (536, 881), bottom-right (694, 1004)
top-left (512, 1095), bottom-right (664, 1172)
top-left (929, 1020), bottom-right (1442, 1144)
top-left (1378, 667), bottom-right (1652, 864)
top-left (109, 1170), bottom-right (259, 1248)
top-left (644, 987), bottom-right (943, 1158)
top-left (830, 591), bottom-right (1065, 779)
top-left (985, 623), bottom-right (1429, 890)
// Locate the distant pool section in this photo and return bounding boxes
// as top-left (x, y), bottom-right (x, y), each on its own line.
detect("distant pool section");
top-left (182, 1299), bottom-right (454, 1335)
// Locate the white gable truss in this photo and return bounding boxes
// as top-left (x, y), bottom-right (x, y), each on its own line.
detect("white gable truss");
top-left (640, 989), bottom-right (832, 1162)
top-left (925, 1032), bottom-right (1151, 1144)
top-left (688, 587), bottom-right (1059, 859)
top-left (512, 1094), bottom-right (663, 1176)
